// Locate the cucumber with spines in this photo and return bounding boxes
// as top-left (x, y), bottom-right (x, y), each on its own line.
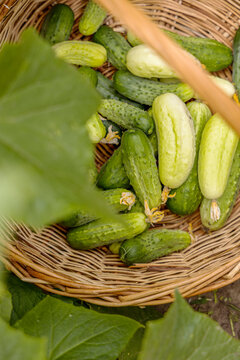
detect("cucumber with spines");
top-left (93, 25), bottom-right (131, 70)
top-left (97, 147), bottom-right (130, 190)
top-left (200, 141), bottom-right (240, 231)
top-left (120, 229), bottom-right (191, 265)
top-left (78, 66), bottom-right (98, 87)
top-left (79, 0), bottom-right (107, 36)
top-left (67, 212), bottom-right (148, 250)
top-left (113, 70), bottom-right (194, 105)
top-left (61, 188), bottom-right (135, 228)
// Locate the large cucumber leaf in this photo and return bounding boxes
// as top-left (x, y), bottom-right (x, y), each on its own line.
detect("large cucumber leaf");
top-left (16, 296), bottom-right (141, 360)
top-left (139, 291), bottom-right (240, 360)
top-left (0, 28), bottom-right (115, 227)
top-left (0, 316), bottom-right (46, 360)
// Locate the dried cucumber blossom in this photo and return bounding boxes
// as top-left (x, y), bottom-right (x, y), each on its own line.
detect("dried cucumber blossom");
top-left (101, 125), bottom-right (120, 145)
top-left (210, 200), bottom-right (221, 222)
top-left (120, 192), bottom-right (136, 210)
top-left (161, 186), bottom-right (176, 204)
top-left (144, 200), bottom-right (164, 225)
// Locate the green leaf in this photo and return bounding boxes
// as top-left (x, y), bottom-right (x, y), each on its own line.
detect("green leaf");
top-left (16, 296), bottom-right (141, 360)
top-left (7, 274), bottom-right (46, 325)
top-left (0, 270), bottom-right (12, 323)
top-left (0, 28), bottom-right (114, 227)
top-left (139, 291), bottom-right (240, 360)
top-left (0, 316), bottom-right (46, 360)
top-left (89, 304), bottom-right (162, 360)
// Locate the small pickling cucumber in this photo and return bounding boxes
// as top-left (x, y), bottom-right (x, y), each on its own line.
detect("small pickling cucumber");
top-left (93, 25), bottom-right (131, 70)
top-left (67, 212), bottom-right (148, 250)
top-left (120, 229), bottom-right (191, 265)
top-left (126, 44), bottom-right (178, 78)
top-left (109, 242), bottom-right (122, 254)
top-left (96, 71), bottom-right (144, 108)
top-left (78, 66), bottom-right (98, 87)
top-left (200, 141), bottom-right (240, 231)
top-left (167, 102), bottom-right (212, 215)
top-left (79, 0), bottom-right (107, 36)
top-left (86, 113), bottom-right (106, 143)
top-left (97, 147), bottom-right (130, 189)
top-left (122, 129), bottom-right (162, 212)
top-left (127, 30), bottom-right (233, 71)
top-left (153, 93), bottom-right (195, 189)
top-left (128, 199), bottom-right (145, 214)
top-left (98, 99), bottom-right (154, 135)
top-left (53, 41), bottom-right (107, 67)
top-left (40, 4), bottom-right (74, 45)
top-left (194, 76), bottom-right (235, 99)
top-left (233, 28), bottom-right (240, 101)
top-left (198, 113), bottom-right (239, 199)
top-left (113, 70), bottom-right (194, 105)
top-left (61, 188), bottom-right (136, 228)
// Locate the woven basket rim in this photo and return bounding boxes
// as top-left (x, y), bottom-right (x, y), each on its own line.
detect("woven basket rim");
top-left (0, 0), bottom-right (240, 306)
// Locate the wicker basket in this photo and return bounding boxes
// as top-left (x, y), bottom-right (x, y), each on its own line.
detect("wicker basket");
top-left (0, 0), bottom-right (240, 307)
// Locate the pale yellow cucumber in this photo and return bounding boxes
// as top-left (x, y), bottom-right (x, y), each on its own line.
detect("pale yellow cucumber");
top-left (152, 93), bottom-right (195, 188)
top-left (198, 114), bottom-right (239, 199)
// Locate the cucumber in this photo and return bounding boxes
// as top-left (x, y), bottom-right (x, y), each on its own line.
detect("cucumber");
top-left (79, 0), bottom-right (107, 36)
top-left (89, 160), bottom-right (98, 184)
top-left (120, 229), bottom-right (191, 265)
top-left (127, 44), bottom-right (178, 78)
top-left (128, 199), bottom-right (145, 214)
top-left (67, 212), bottom-right (148, 250)
top-left (78, 66), bottom-right (98, 87)
top-left (233, 28), bottom-right (240, 101)
top-left (167, 102), bottom-right (212, 215)
top-left (86, 113), bottom-right (106, 143)
top-left (122, 129), bottom-right (162, 214)
top-left (98, 99), bottom-right (154, 135)
top-left (93, 25), bottom-right (131, 70)
top-left (96, 71), bottom-right (144, 108)
top-left (198, 113), bottom-right (239, 199)
top-left (113, 70), bottom-right (194, 105)
top-left (153, 93), bottom-right (195, 189)
top-left (194, 76), bottom-right (235, 99)
top-left (97, 147), bottom-right (130, 189)
top-left (61, 188), bottom-right (135, 228)
top-left (126, 30), bottom-right (233, 71)
top-left (40, 4), bottom-right (74, 45)
top-left (109, 242), bottom-right (122, 254)
top-left (200, 141), bottom-right (240, 231)
top-left (53, 40), bottom-right (107, 67)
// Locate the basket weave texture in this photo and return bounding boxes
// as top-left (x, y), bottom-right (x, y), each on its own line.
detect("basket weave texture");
top-left (0, 0), bottom-right (240, 306)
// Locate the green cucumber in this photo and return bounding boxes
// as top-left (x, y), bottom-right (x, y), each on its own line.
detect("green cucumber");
top-left (233, 28), bottom-right (240, 101)
top-left (53, 40), bottom-right (107, 67)
top-left (113, 70), bottom-right (194, 105)
top-left (79, 0), bottom-right (107, 36)
top-left (200, 141), bottom-right (240, 231)
top-left (148, 130), bottom-right (158, 157)
top-left (40, 4), bottom-right (74, 45)
top-left (122, 129), bottom-right (162, 211)
top-left (97, 147), bottom-right (130, 189)
top-left (93, 25), bottom-right (131, 70)
top-left (127, 30), bottom-right (233, 71)
top-left (109, 242), bottom-right (122, 254)
top-left (120, 229), bottom-right (191, 265)
top-left (78, 66), bottom-right (98, 87)
top-left (86, 113), bottom-right (106, 143)
top-left (198, 114), bottom-right (239, 199)
top-left (127, 44), bottom-right (178, 78)
top-left (67, 212), bottom-right (148, 250)
top-left (98, 99), bottom-right (154, 135)
top-left (153, 93), bottom-right (195, 189)
top-left (96, 71), bottom-right (144, 108)
top-left (167, 102), bottom-right (212, 215)
top-left (61, 188), bottom-right (135, 228)
top-left (128, 199), bottom-right (145, 214)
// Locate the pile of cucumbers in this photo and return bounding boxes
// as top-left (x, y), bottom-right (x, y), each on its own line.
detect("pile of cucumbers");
top-left (40, 1), bottom-right (240, 266)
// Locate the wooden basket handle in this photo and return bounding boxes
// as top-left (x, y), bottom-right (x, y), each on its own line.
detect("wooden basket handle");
top-left (97, 0), bottom-right (240, 136)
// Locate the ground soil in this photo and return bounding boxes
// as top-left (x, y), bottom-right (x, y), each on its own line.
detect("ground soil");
top-left (160, 279), bottom-right (240, 338)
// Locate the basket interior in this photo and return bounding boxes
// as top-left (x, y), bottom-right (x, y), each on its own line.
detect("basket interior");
top-left (0, 0), bottom-right (240, 306)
